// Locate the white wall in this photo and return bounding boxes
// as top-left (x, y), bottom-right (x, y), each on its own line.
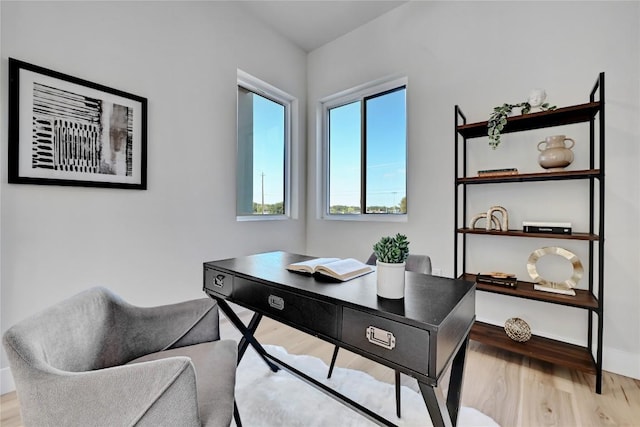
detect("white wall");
top-left (0, 0), bottom-right (307, 391)
top-left (306, 1), bottom-right (640, 379)
top-left (2, 0), bottom-right (638, 396)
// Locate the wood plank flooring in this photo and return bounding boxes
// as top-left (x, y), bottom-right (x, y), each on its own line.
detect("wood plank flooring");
top-left (2, 311), bottom-right (639, 426)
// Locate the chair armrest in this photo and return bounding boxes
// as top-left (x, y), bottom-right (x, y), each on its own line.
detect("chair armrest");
top-left (115, 297), bottom-right (221, 360)
top-left (17, 357), bottom-right (201, 427)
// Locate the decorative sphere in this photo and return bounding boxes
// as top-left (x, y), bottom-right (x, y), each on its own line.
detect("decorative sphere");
top-left (504, 317), bottom-right (532, 342)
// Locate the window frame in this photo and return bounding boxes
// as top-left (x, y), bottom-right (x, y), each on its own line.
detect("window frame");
top-left (318, 76), bottom-right (408, 222)
top-left (236, 70), bottom-right (295, 221)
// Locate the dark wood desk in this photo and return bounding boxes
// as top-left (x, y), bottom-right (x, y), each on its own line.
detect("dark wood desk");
top-left (203, 251), bottom-right (475, 427)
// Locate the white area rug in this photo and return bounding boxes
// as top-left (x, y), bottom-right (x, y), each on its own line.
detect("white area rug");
top-left (233, 344), bottom-right (499, 427)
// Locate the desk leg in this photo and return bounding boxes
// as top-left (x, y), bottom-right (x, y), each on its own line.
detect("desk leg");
top-left (395, 370), bottom-right (401, 419)
top-left (237, 311), bottom-right (262, 361)
top-left (418, 336), bottom-right (469, 427)
top-left (446, 336), bottom-right (469, 425)
top-left (419, 383), bottom-right (452, 427)
top-left (215, 298), bottom-right (279, 372)
top-left (327, 346), bottom-right (340, 379)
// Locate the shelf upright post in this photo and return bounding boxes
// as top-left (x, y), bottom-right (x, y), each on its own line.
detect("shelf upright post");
top-left (597, 72), bottom-right (605, 394)
top-left (454, 106), bottom-right (467, 279)
top-left (589, 72), bottom-right (605, 394)
top-left (587, 79), bottom-right (596, 372)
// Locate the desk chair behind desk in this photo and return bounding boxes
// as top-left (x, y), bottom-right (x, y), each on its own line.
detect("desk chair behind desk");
top-left (327, 253), bottom-right (432, 418)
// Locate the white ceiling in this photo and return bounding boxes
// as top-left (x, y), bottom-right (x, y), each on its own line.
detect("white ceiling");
top-left (236, 1), bottom-right (408, 52)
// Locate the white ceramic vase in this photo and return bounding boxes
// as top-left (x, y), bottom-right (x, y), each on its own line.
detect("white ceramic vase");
top-left (376, 260), bottom-right (406, 299)
top-left (537, 135), bottom-right (575, 170)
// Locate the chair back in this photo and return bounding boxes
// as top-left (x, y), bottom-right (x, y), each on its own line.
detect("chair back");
top-left (366, 253), bottom-right (432, 275)
top-left (2, 287), bottom-right (126, 375)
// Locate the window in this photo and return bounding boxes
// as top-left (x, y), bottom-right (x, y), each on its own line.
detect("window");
top-left (237, 70), bottom-right (294, 219)
top-left (321, 77), bottom-right (407, 218)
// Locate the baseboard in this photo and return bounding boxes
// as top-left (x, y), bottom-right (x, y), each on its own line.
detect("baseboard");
top-left (1, 366), bottom-right (15, 394)
top-left (604, 347), bottom-right (640, 380)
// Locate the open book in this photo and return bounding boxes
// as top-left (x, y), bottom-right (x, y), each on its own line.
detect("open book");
top-left (286, 257), bottom-right (373, 282)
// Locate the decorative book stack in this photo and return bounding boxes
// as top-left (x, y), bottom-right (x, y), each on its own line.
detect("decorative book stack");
top-left (475, 272), bottom-right (517, 288)
top-left (522, 221), bottom-right (572, 235)
top-left (477, 168), bottom-right (518, 177)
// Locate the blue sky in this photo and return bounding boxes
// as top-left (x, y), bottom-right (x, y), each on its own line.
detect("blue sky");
top-left (251, 88), bottom-right (406, 208)
top-left (329, 88), bottom-right (406, 207)
top-left (251, 95), bottom-right (284, 205)
top-left (363, 89), bottom-right (407, 208)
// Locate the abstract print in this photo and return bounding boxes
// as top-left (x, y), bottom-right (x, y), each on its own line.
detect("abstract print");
top-left (31, 83), bottom-right (132, 176)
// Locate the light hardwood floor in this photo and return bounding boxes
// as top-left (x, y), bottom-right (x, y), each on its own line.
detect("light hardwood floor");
top-left (2, 311), bottom-right (639, 426)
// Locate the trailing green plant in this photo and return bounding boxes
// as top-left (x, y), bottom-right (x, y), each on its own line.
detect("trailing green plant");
top-left (488, 101), bottom-right (556, 149)
top-left (373, 233), bottom-right (410, 264)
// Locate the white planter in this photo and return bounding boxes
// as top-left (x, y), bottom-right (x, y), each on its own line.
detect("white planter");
top-left (376, 260), bottom-right (406, 299)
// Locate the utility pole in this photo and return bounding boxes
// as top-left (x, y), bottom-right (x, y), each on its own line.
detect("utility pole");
top-left (261, 172), bottom-right (265, 214)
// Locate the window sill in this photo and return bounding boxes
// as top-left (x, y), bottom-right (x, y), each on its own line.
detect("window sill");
top-left (236, 214), bottom-right (290, 222)
top-left (322, 213), bottom-right (408, 223)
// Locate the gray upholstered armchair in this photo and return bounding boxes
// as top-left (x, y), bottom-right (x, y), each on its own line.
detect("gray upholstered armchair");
top-left (2, 287), bottom-right (239, 427)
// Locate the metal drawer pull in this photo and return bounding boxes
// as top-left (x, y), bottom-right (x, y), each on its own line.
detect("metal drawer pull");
top-left (268, 295), bottom-right (285, 310)
top-left (366, 326), bottom-right (396, 350)
top-left (214, 274), bottom-right (225, 288)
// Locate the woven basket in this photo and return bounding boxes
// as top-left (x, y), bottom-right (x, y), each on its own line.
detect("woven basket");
top-left (504, 317), bottom-right (532, 342)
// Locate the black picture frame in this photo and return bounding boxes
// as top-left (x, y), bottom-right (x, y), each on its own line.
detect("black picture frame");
top-left (8, 58), bottom-right (147, 189)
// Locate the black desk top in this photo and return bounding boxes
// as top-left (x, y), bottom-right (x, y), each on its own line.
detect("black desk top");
top-left (205, 251), bottom-right (475, 331)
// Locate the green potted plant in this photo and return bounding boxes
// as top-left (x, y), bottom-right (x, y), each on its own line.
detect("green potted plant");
top-left (373, 233), bottom-right (410, 299)
top-left (487, 91), bottom-right (556, 149)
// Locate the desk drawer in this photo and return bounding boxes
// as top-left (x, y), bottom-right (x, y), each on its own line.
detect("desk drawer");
top-left (233, 278), bottom-right (338, 339)
top-left (342, 307), bottom-right (429, 375)
top-left (204, 267), bottom-right (233, 297)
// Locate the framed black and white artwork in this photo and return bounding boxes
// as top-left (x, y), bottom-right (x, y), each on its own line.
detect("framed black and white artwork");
top-left (8, 58), bottom-right (147, 189)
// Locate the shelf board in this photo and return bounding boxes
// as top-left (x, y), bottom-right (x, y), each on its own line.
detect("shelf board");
top-left (470, 321), bottom-right (597, 374)
top-left (457, 169), bottom-right (601, 184)
top-left (457, 228), bottom-right (599, 241)
top-left (456, 102), bottom-right (601, 139)
top-left (462, 273), bottom-right (599, 310)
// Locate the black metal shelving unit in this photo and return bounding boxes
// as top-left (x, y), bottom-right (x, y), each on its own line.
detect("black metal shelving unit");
top-left (454, 73), bottom-right (605, 393)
